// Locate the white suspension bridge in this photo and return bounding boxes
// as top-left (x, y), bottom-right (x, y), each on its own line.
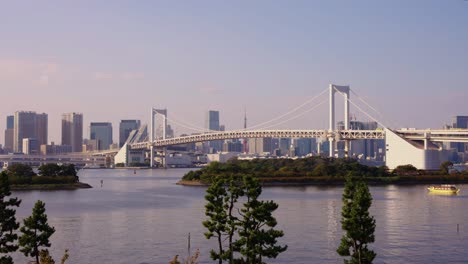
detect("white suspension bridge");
top-left (122, 84), bottom-right (468, 170)
top-left (2, 84), bottom-right (467, 170)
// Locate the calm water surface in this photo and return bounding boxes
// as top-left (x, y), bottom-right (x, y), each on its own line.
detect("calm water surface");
top-left (9, 169), bottom-right (468, 263)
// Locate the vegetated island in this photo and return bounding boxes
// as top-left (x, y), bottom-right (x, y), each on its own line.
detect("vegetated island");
top-left (178, 157), bottom-right (468, 186)
top-left (3, 163), bottom-right (92, 191)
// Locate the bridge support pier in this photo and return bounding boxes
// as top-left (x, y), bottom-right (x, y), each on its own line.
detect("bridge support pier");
top-left (329, 138), bottom-right (334, 158)
top-left (344, 140), bottom-right (350, 158)
top-left (329, 84), bottom-right (350, 158)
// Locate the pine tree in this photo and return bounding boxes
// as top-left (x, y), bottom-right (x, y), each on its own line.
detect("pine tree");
top-left (0, 171), bottom-right (21, 264)
top-left (235, 176), bottom-right (287, 264)
top-left (337, 177), bottom-right (376, 264)
top-left (203, 177), bottom-right (228, 264)
top-left (19, 200), bottom-right (56, 264)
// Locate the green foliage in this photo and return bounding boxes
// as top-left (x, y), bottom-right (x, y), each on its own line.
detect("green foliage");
top-left (115, 163), bottom-right (125, 167)
top-left (440, 161), bottom-right (454, 174)
top-left (203, 176), bottom-right (244, 263)
top-left (39, 164), bottom-right (77, 177)
top-left (38, 249), bottom-right (69, 264)
top-left (31, 176), bottom-right (78, 185)
top-left (0, 172), bottom-right (22, 264)
top-left (203, 175), bottom-right (287, 264)
top-left (203, 177), bottom-right (228, 263)
top-left (60, 249), bottom-right (69, 264)
top-left (170, 249), bottom-right (200, 264)
top-left (5, 164), bottom-right (79, 185)
top-left (19, 200), bottom-right (56, 264)
top-left (184, 157), bottom-right (391, 183)
top-left (39, 249), bottom-right (55, 264)
top-left (234, 176), bottom-right (287, 264)
top-left (337, 177), bottom-right (376, 264)
top-left (38, 164), bottom-right (61, 177)
top-left (5, 163), bottom-right (36, 184)
top-left (393, 164), bottom-right (418, 176)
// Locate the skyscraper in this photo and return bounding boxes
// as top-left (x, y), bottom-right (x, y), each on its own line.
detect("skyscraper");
top-left (90, 122), bottom-right (113, 150)
top-left (449, 116), bottom-right (468, 153)
top-left (62, 113), bottom-right (83, 152)
top-left (36, 113), bottom-right (48, 146)
top-left (206, 110), bottom-right (220, 131)
top-left (205, 110), bottom-right (221, 152)
top-left (119, 120), bottom-right (140, 147)
top-left (4, 115), bottom-right (14, 153)
top-left (13, 111), bottom-right (48, 153)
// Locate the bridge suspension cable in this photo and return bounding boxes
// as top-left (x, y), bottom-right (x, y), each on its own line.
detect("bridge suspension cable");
top-left (163, 115), bottom-right (212, 133)
top-left (347, 97), bottom-right (388, 129)
top-left (163, 88), bottom-right (328, 134)
top-left (248, 88), bottom-right (328, 130)
top-left (349, 89), bottom-right (402, 129)
top-left (260, 99), bottom-right (327, 129)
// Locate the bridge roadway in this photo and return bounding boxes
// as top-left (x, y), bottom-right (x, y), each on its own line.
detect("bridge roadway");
top-left (395, 129), bottom-right (468, 143)
top-left (130, 129), bottom-right (385, 149)
top-left (129, 129), bottom-right (468, 150)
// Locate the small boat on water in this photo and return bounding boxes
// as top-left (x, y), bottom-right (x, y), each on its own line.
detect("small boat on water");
top-left (427, 184), bottom-right (460, 194)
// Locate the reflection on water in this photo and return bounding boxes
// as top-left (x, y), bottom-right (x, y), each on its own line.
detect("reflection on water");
top-left (9, 169), bottom-right (468, 263)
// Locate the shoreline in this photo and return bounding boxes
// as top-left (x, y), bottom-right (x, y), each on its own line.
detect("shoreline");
top-left (177, 177), bottom-right (468, 187)
top-left (11, 182), bottom-right (93, 191)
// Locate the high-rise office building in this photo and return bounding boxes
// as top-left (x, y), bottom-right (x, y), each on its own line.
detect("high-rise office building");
top-left (13, 111), bottom-right (48, 153)
top-left (205, 110), bottom-right (222, 152)
top-left (119, 120), bottom-right (140, 147)
top-left (248, 138), bottom-right (272, 155)
top-left (62, 113), bottom-right (83, 152)
top-left (449, 116), bottom-right (468, 153)
top-left (4, 115), bottom-right (14, 153)
top-left (90, 122), bottom-right (113, 150)
top-left (206, 110), bottom-right (220, 131)
top-left (36, 113), bottom-right (48, 146)
top-left (22, 138), bottom-right (39, 155)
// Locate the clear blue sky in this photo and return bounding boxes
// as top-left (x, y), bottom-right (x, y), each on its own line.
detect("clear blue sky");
top-left (1, 0), bottom-right (467, 144)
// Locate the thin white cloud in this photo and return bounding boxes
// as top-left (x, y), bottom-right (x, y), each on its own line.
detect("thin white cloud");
top-left (93, 72), bottom-right (114, 80)
top-left (121, 72), bottom-right (144, 80)
top-left (0, 59), bottom-right (59, 86)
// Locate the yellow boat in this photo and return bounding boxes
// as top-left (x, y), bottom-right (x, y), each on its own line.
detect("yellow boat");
top-left (427, 184), bottom-right (460, 194)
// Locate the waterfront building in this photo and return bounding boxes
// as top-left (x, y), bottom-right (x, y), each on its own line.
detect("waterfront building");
top-left (40, 143), bottom-right (72, 155)
top-left (295, 138), bottom-right (316, 156)
top-left (119, 120), bottom-right (140, 147)
top-left (13, 111), bottom-right (48, 153)
top-left (82, 139), bottom-right (100, 152)
top-left (22, 138), bottom-right (38, 155)
top-left (222, 140), bottom-right (243, 153)
top-left (385, 128), bottom-right (450, 170)
top-left (449, 116), bottom-right (468, 153)
top-left (279, 138), bottom-right (291, 154)
top-left (90, 122), bottom-right (113, 150)
top-left (248, 137), bottom-right (272, 155)
top-left (4, 115), bottom-right (14, 153)
top-left (62, 113), bottom-right (83, 152)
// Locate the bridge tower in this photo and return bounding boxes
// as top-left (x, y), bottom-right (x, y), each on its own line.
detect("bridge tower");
top-left (150, 108), bottom-right (167, 168)
top-left (329, 84), bottom-right (350, 157)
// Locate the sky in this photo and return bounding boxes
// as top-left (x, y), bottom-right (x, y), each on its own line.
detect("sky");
top-left (0, 0), bottom-right (467, 145)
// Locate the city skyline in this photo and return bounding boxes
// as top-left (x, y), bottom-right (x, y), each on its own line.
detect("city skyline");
top-left (1, 1), bottom-right (467, 144)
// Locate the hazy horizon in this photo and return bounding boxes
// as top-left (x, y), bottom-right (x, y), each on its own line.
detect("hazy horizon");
top-left (1, 1), bottom-right (467, 145)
